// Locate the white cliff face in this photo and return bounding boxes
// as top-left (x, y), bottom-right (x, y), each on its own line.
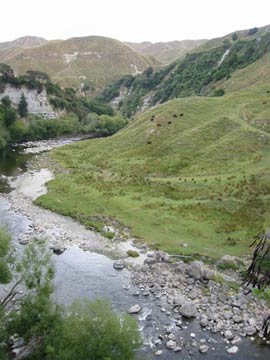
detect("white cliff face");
top-left (0, 85), bottom-right (58, 118)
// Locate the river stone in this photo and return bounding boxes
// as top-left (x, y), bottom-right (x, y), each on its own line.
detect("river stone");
top-left (128, 305), bottom-right (142, 314)
top-left (244, 326), bottom-right (257, 336)
top-left (18, 238), bottom-right (29, 245)
top-left (200, 316), bottom-right (209, 328)
top-left (233, 315), bottom-right (243, 323)
top-left (166, 340), bottom-right (177, 349)
top-left (189, 289), bottom-right (198, 300)
top-left (186, 261), bottom-right (204, 280)
top-left (216, 255), bottom-right (242, 269)
top-left (113, 260), bottom-right (125, 270)
top-left (180, 302), bottom-right (197, 318)
top-left (231, 335), bottom-right (242, 345)
top-left (144, 257), bottom-right (156, 265)
top-left (248, 318), bottom-right (257, 327)
top-left (155, 350), bottom-right (163, 356)
top-left (199, 345), bottom-right (209, 353)
top-left (224, 330), bottom-right (234, 340)
top-left (173, 295), bottom-right (186, 306)
top-left (227, 346), bottom-right (239, 354)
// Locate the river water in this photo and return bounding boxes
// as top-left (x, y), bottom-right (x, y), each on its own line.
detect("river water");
top-left (0, 142), bottom-right (269, 360)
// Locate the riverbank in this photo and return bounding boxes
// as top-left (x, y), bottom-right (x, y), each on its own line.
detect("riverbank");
top-left (0, 139), bottom-right (270, 359)
top-left (1, 139), bottom-right (148, 264)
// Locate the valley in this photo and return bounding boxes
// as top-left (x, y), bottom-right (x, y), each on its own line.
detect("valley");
top-left (0, 18), bottom-right (270, 360)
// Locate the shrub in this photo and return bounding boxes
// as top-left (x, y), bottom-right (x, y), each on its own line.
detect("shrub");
top-left (212, 88), bottom-right (225, 97)
top-left (45, 300), bottom-right (141, 360)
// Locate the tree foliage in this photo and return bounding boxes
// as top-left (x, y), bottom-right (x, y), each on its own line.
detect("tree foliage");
top-left (18, 93), bottom-right (28, 118)
top-left (0, 229), bottom-right (141, 359)
top-left (101, 32), bottom-right (270, 116)
top-left (45, 300), bottom-right (141, 360)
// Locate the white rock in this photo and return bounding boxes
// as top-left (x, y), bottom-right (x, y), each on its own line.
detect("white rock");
top-left (199, 345), bottom-right (209, 353)
top-left (128, 305), bottom-right (142, 314)
top-left (227, 346), bottom-right (239, 354)
top-left (166, 340), bottom-right (177, 349)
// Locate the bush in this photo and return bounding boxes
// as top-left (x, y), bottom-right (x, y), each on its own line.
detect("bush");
top-left (45, 300), bottom-right (141, 360)
top-left (212, 88), bottom-right (225, 97)
top-left (248, 27), bottom-right (258, 36)
top-left (82, 113), bottom-right (127, 136)
top-left (232, 32), bottom-right (238, 41)
top-left (9, 120), bottom-right (27, 141)
top-left (0, 230), bottom-right (141, 360)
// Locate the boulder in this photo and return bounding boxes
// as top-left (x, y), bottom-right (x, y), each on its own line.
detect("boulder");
top-left (244, 326), bottom-right (257, 336)
top-left (173, 295), bottom-right (187, 307)
top-left (224, 330), bottom-right (234, 340)
top-left (128, 305), bottom-right (142, 314)
top-left (216, 255), bottom-right (243, 270)
top-left (166, 340), bottom-right (177, 349)
top-left (186, 261), bottom-right (204, 280)
top-left (180, 302), bottom-right (197, 318)
top-left (199, 316), bottom-right (209, 328)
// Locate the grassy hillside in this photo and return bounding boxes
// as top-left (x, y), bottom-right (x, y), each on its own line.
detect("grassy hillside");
top-left (0, 36), bottom-right (158, 92)
top-left (126, 39), bottom-right (207, 64)
top-left (217, 53), bottom-right (270, 93)
top-left (36, 85), bottom-right (270, 258)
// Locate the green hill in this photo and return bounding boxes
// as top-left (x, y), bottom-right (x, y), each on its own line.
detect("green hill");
top-left (0, 36), bottom-right (158, 92)
top-left (36, 84), bottom-right (270, 258)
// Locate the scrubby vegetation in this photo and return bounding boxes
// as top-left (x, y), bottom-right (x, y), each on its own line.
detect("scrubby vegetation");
top-left (0, 229), bottom-right (141, 360)
top-left (100, 32), bottom-right (270, 116)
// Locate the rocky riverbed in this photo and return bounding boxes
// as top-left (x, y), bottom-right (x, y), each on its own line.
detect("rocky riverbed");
top-left (0, 139), bottom-right (270, 359)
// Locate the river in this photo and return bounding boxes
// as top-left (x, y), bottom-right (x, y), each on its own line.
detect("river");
top-left (0, 140), bottom-right (269, 359)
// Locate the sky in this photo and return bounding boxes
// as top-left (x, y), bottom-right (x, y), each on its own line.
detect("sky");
top-left (1, 0), bottom-right (270, 43)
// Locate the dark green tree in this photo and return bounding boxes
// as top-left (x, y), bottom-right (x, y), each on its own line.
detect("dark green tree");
top-left (1, 96), bottom-right (11, 108)
top-left (18, 93), bottom-right (28, 118)
top-left (232, 32), bottom-right (238, 41)
top-left (3, 108), bottom-right (17, 128)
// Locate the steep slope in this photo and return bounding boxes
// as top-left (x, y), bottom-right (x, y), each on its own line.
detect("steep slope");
top-left (126, 39), bottom-right (207, 64)
top-left (101, 26), bottom-right (270, 116)
top-left (0, 36), bottom-right (157, 92)
top-left (37, 84), bottom-right (270, 258)
top-left (216, 53), bottom-right (270, 93)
